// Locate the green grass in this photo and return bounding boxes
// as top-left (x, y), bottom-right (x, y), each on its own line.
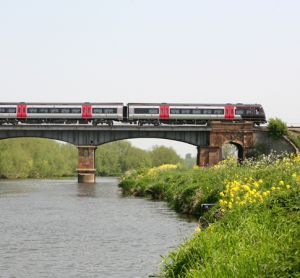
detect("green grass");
top-left (288, 131), bottom-right (300, 149)
top-left (119, 155), bottom-right (300, 277)
top-left (160, 188), bottom-right (299, 277)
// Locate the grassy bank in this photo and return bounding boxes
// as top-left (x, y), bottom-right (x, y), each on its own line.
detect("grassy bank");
top-left (119, 155), bottom-right (300, 277)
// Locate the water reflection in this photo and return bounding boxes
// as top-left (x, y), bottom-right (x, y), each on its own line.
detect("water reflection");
top-left (77, 183), bottom-right (96, 197)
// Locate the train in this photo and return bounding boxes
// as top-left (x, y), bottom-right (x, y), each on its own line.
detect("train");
top-left (0, 102), bottom-right (266, 126)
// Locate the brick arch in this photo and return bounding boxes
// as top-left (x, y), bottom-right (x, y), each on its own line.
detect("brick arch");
top-left (222, 140), bottom-right (244, 162)
top-left (197, 122), bottom-right (254, 166)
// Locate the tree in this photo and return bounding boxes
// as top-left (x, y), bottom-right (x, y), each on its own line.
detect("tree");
top-left (150, 145), bottom-right (182, 167)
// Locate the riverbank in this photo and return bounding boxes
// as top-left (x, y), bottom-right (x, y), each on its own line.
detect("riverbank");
top-left (119, 155), bottom-right (300, 277)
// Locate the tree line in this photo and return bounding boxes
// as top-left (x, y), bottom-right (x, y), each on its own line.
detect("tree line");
top-left (0, 138), bottom-right (186, 179)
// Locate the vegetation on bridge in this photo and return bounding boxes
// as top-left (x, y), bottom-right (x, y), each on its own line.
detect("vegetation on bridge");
top-left (267, 117), bottom-right (300, 150)
top-left (0, 138), bottom-right (183, 179)
top-left (119, 154), bottom-right (300, 277)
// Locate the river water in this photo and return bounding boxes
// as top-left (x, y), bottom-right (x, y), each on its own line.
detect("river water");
top-left (0, 178), bottom-right (196, 278)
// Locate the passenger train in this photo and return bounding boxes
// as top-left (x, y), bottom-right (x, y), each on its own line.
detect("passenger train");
top-left (0, 102), bottom-right (266, 126)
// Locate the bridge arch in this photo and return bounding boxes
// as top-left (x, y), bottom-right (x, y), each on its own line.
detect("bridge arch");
top-left (222, 140), bottom-right (244, 162)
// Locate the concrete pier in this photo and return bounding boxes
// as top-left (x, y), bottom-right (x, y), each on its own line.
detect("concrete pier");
top-left (77, 146), bottom-right (97, 183)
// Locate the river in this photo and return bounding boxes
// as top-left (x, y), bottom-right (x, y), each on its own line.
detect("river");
top-left (0, 178), bottom-right (196, 278)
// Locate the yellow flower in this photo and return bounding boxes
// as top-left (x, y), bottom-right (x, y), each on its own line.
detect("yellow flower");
top-left (195, 226), bottom-right (201, 233)
top-left (220, 192), bottom-right (225, 197)
top-left (253, 181), bottom-right (259, 188)
top-left (244, 185), bottom-right (251, 191)
top-left (279, 180), bottom-right (285, 186)
top-left (286, 184), bottom-right (291, 189)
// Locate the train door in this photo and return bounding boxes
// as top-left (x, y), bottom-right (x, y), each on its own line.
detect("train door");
top-left (17, 104), bottom-right (27, 118)
top-left (225, 105), bottom-right (234, 119)
top-left (159, 105), bottom-right (170, 120)
top-left (82, 104), bottom-right (92, 119)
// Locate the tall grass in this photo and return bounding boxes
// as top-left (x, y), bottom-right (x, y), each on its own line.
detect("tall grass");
top-left (119, 154), bottom-right (300, 277)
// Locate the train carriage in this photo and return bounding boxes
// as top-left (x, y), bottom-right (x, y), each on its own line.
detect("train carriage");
top-left (127, 103), bottom-right (266, 125)
top-left (0, 102), bottom-right (124, 125)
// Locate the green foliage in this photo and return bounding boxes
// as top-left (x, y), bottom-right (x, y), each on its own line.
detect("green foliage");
top-left (96, 142), bottom-right (183, 176)
top-left (96, 141), bottom-right (152, 176)
top-left (120, 155), bottom-right (300, 277)
top-left (150, 145), bottom-right (183, 167)
top-left (0, 138), bottom-right (77, 179)
top-left (0, 138), bottom-right (184, 178)
top-left (288, 131), bottom-right (300, 149)
top-left (268, 118), bottom-right (288, 139)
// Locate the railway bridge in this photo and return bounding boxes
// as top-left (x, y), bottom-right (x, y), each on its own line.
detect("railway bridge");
top-left (0, 122), bottom-right (297, 183)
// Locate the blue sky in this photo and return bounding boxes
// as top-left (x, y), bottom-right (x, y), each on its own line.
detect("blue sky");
top-left (0, 0), bottom-right (299, 156)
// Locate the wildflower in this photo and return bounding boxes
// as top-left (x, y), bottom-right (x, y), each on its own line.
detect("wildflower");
top-left (244, 185), bottom-right (251, 191)
top-left (195, 226), bottom-right (201, 233)
top-left (253, 181), bottom-right (259, 188)
top-left (286, 184), bottom-right (291, 189)
top-left (279, 180), bottom-right (285, 186)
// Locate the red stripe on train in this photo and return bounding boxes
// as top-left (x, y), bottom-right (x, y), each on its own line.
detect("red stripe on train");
top-left (159, 105), bottom-right (169, 119)
top-left (17, 104), bottom-right (27, 118)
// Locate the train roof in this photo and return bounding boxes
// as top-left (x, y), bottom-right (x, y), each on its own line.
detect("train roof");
top-left (127, 103), bottom-right (263, 107)
top-left (0, 102), bottom-right (124, 105)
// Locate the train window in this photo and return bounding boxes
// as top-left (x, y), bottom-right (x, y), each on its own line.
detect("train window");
top-left (61, 108), bottom-right (70, 113)
top-left (149, 109), bottom-right (159, 114)
top-left (213, 109), bottom-right (224, 114)
top-left (93, 108), bottom-right (103, 114)
top-left (235, 109), bottom-right (245, 115)
top-left (203, 109), bottom-right (212, 114)
top-left (246, 110), bottom-right (254, 115)
top-left (50, 108), bottom-right (60, 113)
top-left (71, 108), bottom-right (81, 113)
top-left (170, 109), bottom-right (180, 114)
top-left (103, 108), bottom-right (117, 114)
top-left (192, 109), bottom-right (202, 114)
top-left (0, 107), bottom-right (16, 113)
top-left (28, 108), bottom-right (38, 113)
top-left (8, 108), bottom-right (16, 113)
top-left (134, 108), bottom-right (159, 114)
top-left (181, 109), bottom-right (191, 114)
top-left (38, 108), bottom-right (49, 113)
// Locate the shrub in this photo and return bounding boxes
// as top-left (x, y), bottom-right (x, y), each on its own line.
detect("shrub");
top-left (268, 118), bottom-right (288, 139)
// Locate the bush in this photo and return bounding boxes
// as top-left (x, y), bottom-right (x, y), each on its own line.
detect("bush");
top-left (268, 118), bottom-right (288, 139)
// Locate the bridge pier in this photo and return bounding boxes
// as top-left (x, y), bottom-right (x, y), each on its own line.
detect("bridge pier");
top-left (77, 146), bottom-right (97, 183)
top-left (197, 146), bottom-right (221, 167)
